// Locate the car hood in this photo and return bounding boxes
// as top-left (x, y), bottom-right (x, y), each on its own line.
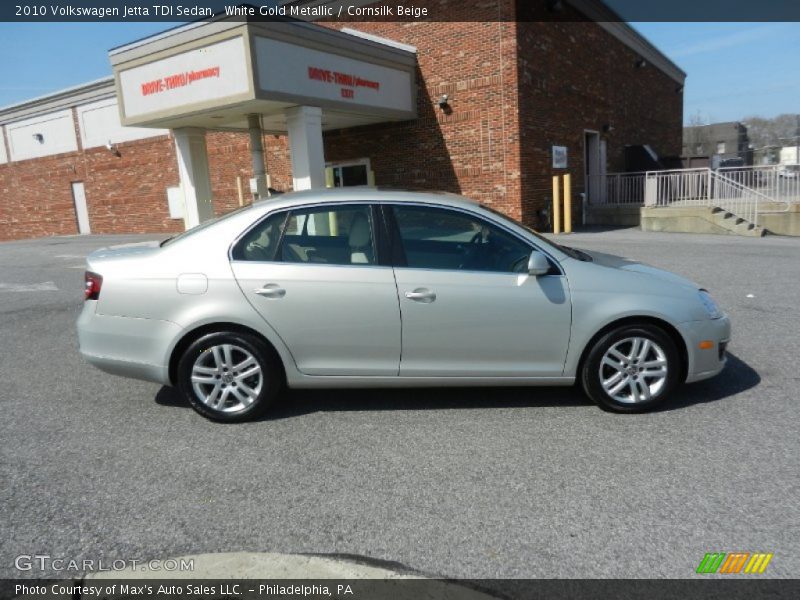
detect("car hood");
top-left (581, 249), bottom-right (700, 290)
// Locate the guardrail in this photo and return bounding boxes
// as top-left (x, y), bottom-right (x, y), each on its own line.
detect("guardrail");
top-left (590, 166), bottom-right (797, 226)
top-left (587, 172), bottom-right (647, 205)
top-left (643, 168), bottom-right (784, 227)
top-left (718, 164), bottom-right (800, 204)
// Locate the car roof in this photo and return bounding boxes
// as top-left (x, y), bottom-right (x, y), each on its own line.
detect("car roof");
top-left (251, 187), bottom-right (480, 213)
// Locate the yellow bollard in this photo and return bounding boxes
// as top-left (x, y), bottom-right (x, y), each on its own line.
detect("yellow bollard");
top-left (552, 176), bottom-right (561, 234)
top-left (563, 173), bottom-right (572, 234)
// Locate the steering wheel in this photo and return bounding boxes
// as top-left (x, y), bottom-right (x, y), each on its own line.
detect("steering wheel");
top-left (458, 231), bottom-right (485, 269)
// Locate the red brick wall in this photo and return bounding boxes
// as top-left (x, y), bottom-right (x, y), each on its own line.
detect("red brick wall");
top-left (0, 127), bottom-right (268, 240)
top-left (279, 1), bottom-right (524, 220)
top-left (0, 130), bottom-right (183, 241)
top-left (516, 2), bottom-right (683, 226)
top-left (0, 1), bottom-right (682, 240)
top-left (206, 131), bottom-right (256, 216)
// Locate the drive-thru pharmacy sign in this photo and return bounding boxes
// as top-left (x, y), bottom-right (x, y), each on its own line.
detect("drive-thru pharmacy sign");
top-left (307, 67), bottom-right (381, 99)
top-left (114, 27), bottom-right (416, 127)
top-left (255, 37), bottom-right (413, 112)
top-left (119, 37), bottom-right (249, 119)
top-left (140, 66), bottom-right (221, 96)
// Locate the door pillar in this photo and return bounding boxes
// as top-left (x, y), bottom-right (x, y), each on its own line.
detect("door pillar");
top-left (285, 106), bottom-right (326, 191)
top-left (173, 127), bottom-right (215, 229)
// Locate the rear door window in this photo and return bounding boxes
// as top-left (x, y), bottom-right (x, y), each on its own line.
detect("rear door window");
top-left (280, 205), bottom-right (377, 266)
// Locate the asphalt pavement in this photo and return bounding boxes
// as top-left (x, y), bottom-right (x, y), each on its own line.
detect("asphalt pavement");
top-left (1, 228), bottom-right (798, 580)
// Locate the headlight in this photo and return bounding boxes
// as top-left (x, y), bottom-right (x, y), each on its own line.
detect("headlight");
top-left (698, 290), bottom-right (723, 319)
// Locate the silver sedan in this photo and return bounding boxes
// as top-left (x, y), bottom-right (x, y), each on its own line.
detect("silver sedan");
top-left (77, 189), bottom-right (730, 421)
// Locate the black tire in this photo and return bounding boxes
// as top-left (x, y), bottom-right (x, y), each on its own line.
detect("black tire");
top-left (177, 331), bottom-right (283, 422)
top-left (580, 323), bottom-right (681, 413)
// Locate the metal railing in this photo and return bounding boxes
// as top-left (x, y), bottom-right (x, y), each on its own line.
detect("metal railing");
top-left (643, 168), bottom-right (784, 227)
top-left (717, 164), bottom-right (800, 204)
top-left (590, 165), bottom-right (797, 226)
top-left (587, 172), bottom-right (647, 205)
top-left (646, 168), bottom-right (711, 204)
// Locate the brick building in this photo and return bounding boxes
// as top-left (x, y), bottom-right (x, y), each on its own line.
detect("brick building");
top-left (0, 0), bottom-right (685, 241)
top-left (682, 121), bottom-right (752, 166)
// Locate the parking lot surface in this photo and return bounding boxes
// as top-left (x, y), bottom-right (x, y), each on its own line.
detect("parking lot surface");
top-left (1, 228), bottom-right (798, 579)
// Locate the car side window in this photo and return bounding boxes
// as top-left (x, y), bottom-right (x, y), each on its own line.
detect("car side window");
top-left (279, 205), bottom-right (376, 266)
top-left (392, 205), bottom-right (532, 273)
top-left (231, 211), bottom-right (288, 262)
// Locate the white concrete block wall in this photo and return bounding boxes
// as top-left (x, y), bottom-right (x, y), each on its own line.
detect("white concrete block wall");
top-left (6, 109), bottom-right (78, 161)
top-left (76, 97), bottom-right (166, 149)
top-left (0, 127), bottom-right (7, 164)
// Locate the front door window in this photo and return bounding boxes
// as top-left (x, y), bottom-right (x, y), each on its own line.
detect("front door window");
top-left (392, 205), bottom-right (532, 273)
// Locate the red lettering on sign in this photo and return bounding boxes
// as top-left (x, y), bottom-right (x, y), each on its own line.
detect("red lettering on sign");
top-left (307, 66), bottom-right (380, 93)
top-left (138, 66), bottom-right (221, 96)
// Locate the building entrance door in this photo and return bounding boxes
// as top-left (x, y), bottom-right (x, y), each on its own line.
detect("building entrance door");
top-left (584, 131), bottom-right (606, 203)
top-left (71, 182), bottom-right (91, 234)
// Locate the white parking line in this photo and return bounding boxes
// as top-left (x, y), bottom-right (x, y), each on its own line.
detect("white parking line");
top-left (0, 281), bottom-right (58, 292)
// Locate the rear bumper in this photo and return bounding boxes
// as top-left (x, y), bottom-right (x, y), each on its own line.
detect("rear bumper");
top-left (77, 302), bottom-right (180, 386)
top-left (679, 315), bottom-right (731, 383)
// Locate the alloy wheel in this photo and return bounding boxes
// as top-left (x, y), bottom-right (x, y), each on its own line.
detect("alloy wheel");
top-left (599, 336), bottom-right (668, 404)
top-left (190, 344), bottom-right (263, 413)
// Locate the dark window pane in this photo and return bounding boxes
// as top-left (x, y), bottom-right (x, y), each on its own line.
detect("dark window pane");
top-left (341, 165), bottom-right (368, 186)
top-left (280, 205), bottom-right (375, 266)
top-left (393, 205), bottom-right (531, 273)
top-left (231, 211), bottom-right (287, 261)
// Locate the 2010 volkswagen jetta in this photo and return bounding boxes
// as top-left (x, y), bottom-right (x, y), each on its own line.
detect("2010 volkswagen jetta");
top-left (77, 189), bottom-right (730, 421)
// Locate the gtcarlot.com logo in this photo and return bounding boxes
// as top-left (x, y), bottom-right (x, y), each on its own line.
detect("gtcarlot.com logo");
top-left (696, 552), bottom-right (773, 574)
top-left (14, 554), bottom-right (194, 573)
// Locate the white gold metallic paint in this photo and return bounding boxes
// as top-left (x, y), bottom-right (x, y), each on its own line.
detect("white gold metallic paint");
top-left (77, 189), bottom-right (730, 404)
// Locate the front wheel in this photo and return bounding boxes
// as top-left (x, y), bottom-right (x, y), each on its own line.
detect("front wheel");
top-left (177, 331), bottom-right (282, 422)
top-left (581, 324), bottom-right (681, 412)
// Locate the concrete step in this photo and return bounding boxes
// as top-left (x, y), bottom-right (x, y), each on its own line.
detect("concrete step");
top-left (708, 207), bottom-right (765, 236)
top-left (641, 205), bottom-right (767, 236)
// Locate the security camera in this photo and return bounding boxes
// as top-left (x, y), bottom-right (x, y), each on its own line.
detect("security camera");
top-left (106, 140), bottom-right (121, 157)
top-left (437, 95), bottom-right (449, 110)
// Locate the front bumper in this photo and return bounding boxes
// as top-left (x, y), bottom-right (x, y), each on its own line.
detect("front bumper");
top-left (77, 302), bottom-right (180, 385)
top-left (678, 315), bottom-right (731, 383)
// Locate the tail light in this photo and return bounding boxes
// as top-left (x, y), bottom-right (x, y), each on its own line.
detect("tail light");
top-left (84, 271), bottom-right (103, 300)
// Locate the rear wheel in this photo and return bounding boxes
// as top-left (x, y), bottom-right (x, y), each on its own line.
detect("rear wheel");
top-left (581, 324), bottom-right (680, 412)
top-left (177, 331), bottom-right (282, 422)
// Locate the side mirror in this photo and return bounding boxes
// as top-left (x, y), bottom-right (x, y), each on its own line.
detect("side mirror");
top-left (527, 250), bottom-right (550, 276)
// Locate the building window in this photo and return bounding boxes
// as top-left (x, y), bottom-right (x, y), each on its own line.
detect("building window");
top-left (716, 142), bottom-right (726, 154)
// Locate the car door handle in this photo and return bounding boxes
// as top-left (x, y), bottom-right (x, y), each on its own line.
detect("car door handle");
top-left (404, 288), bottom-right (436, 303)
top-left (254, 284), bottom-right (286, 298)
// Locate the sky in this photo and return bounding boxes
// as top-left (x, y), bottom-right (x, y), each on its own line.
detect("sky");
top-left (0, 21), bottom-right (798, 125)
top-left (631, 22), bottom-right (800, 124)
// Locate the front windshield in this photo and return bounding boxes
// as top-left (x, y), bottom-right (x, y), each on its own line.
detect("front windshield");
top-left (479, 204), bottom-right (589, 261)
top-left (160, 204), bottom-right (255, 247)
